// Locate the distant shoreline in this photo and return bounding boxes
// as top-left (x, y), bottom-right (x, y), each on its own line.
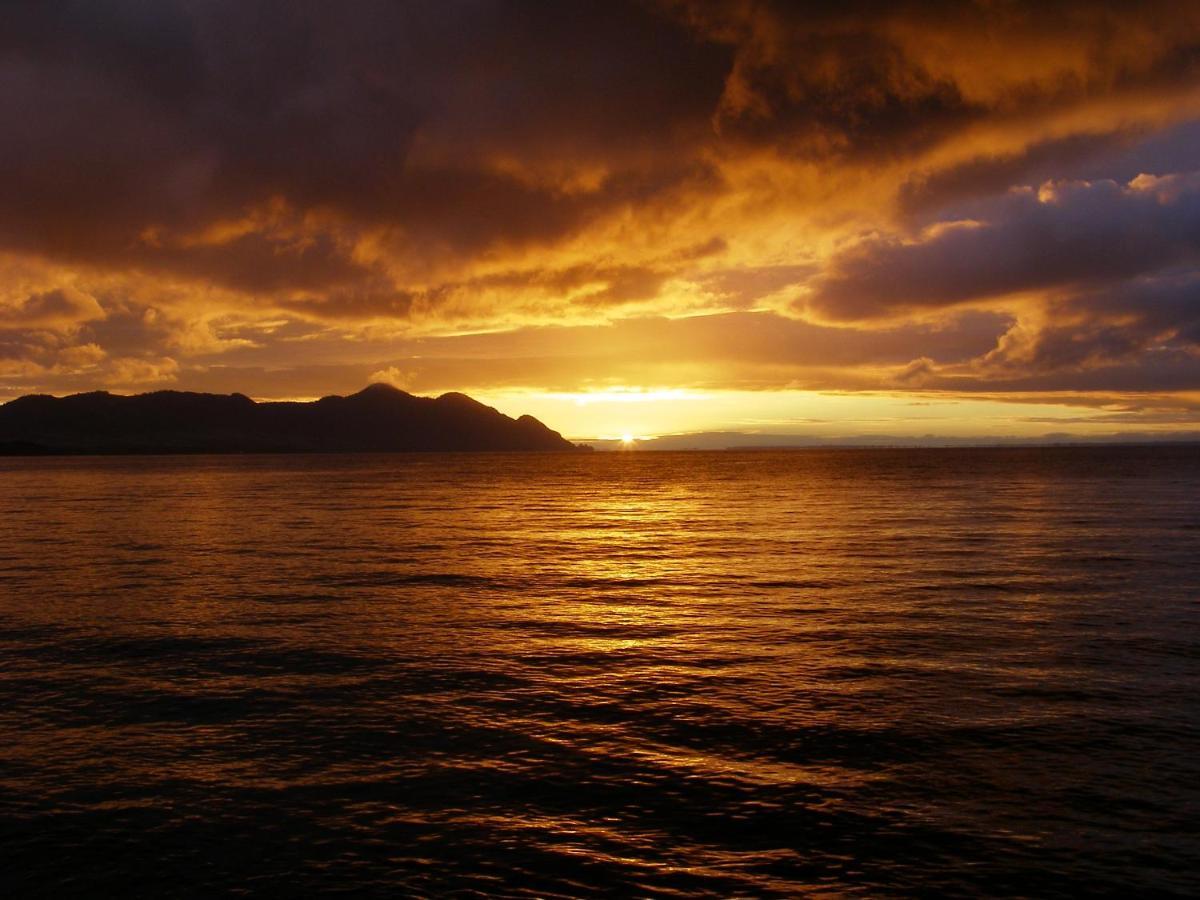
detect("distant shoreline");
top-left (584, 439), bottom-right (1200, 451)
top-left (3, 441), bottom-right (1194, 457)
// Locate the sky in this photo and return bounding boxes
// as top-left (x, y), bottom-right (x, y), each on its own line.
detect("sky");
top-left (3, 0), bottom-right (1200, 441)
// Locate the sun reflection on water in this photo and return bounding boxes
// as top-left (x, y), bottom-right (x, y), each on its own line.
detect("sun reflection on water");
top-left (1, 449), bottom-right (1197, 895)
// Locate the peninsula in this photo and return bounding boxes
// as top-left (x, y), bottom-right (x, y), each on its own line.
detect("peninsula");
top-left (0, 384), bottom-right (578, 454)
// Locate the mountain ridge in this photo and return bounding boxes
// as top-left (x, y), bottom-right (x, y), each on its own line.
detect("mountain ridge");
top-left (0, 384), bottom-right (580, 454)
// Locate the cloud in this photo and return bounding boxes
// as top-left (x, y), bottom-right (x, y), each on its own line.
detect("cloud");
top-left (105, 356), bottom-right (180, 387)
top-left (0, 2), bottom-right (728, 288)
top-left (4, 1), bottom-right (1198, 313)
top-left (896, 130), bottom-right (1141, 217)
top-left (971, 271), bottom-right (1200, 380)
top-left (0, 287), bottom-right (104, 329)
top-left (803, 172), bottom-right (1200, 321)
top-left (671, 0), bottom-right (1200, 155)
top-left (56, 343), bottom-right (107, 370)
top-left (896, 356), bottom-right (938, 385)
top-left (2, 1), bottom-right (1200, 424)
top-left (368, 366), bottom-right (415, 389)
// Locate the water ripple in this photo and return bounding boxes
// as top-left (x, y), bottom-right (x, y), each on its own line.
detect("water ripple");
top-left (0, 447), bottom-right (1197, 897)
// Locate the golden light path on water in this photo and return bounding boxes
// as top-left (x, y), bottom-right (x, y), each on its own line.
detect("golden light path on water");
top-left (0, 449), bottom-right (1197, 895)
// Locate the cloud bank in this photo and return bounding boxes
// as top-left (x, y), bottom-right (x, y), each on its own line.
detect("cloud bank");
top-left (2, 0), bottom-right (1199, 431)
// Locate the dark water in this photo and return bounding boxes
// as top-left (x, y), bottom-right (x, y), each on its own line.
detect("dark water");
top-left (1, 448), bottom-right (1198, 897)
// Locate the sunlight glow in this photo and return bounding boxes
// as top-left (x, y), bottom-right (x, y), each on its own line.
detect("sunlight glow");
top-left (550, 388), bottom-right (706, 407)
top-left (470, 387), bottom-right (1183, 444)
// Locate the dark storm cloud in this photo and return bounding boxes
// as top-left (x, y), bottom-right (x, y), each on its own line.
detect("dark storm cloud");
top-left (808, 170), bottom-right (1200, 393)
top-left (931, 351), bottom-right (1200, 393)
top-left (667, 0), bottom-right (1200, 157)
top-left (0, 0), bottom-right (730, 288)
top-left (369, 160), bottom-right (722, 259)
top-left (674, 1), bottom-right (976, 156)
top-left (806, 173), bottom-right (1200, 320)
top-left (896, 131), bottom-right (1141, 218)
top-left (6, 0), bottom-right (1198, 284)
top-left (974, 273), bottom-right (1200, 381)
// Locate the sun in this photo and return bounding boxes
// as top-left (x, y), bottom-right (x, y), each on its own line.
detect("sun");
top-left (621, 433), bottom-right (635, 445)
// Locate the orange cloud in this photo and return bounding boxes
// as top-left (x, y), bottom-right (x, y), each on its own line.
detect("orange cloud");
top-left (1, 1), bottom-right (1199, 435)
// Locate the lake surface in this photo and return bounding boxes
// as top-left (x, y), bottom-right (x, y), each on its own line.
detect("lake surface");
top-left (1, 448), bottom-right (1198, 897)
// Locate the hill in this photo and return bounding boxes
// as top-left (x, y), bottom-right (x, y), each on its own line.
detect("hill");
top-left (0, 384), bottom-right (578, 454)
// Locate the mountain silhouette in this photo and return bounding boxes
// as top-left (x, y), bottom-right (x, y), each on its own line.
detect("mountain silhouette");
top-left (0, 384), bottom-right (579, 454)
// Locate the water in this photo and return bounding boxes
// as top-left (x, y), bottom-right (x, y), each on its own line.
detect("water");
top-left (1, 447), bottom-right (1197, 897)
